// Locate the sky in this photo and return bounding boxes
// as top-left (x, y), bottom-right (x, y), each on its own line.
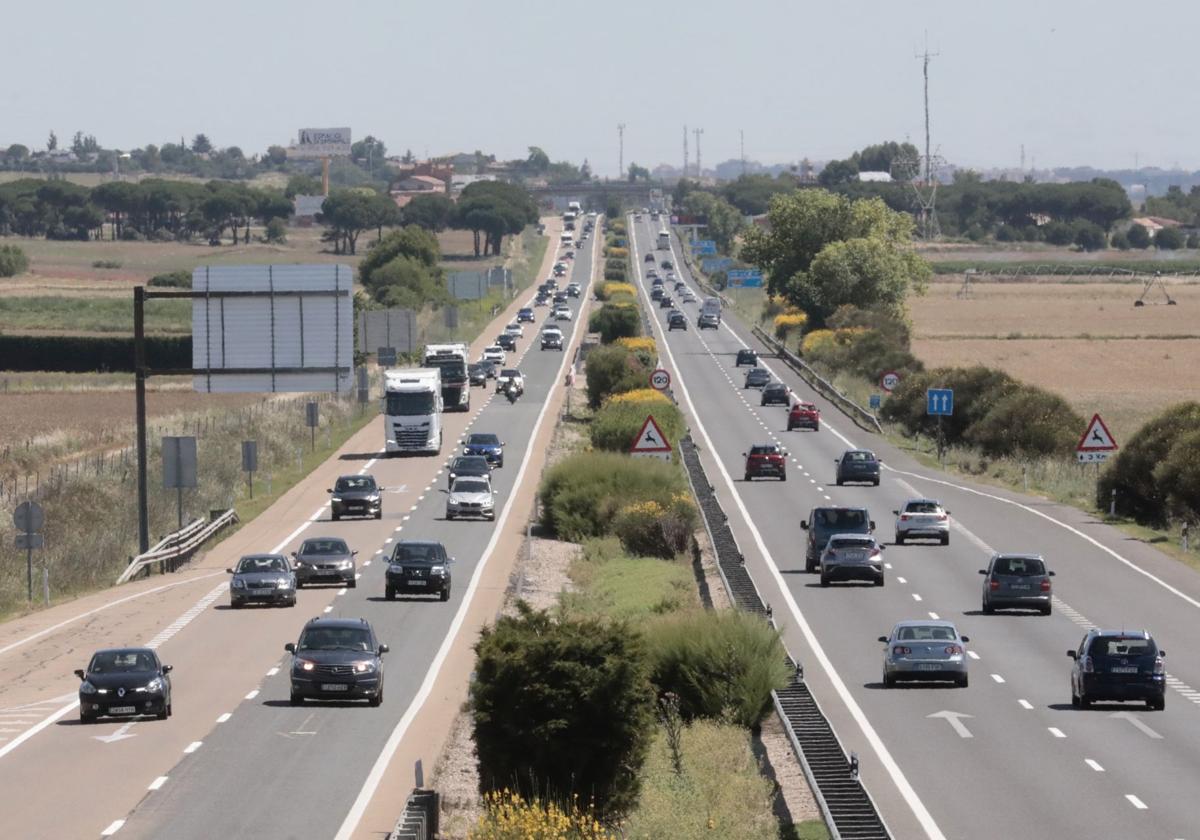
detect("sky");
top-left (3, 0), bottom-right (1199, 177)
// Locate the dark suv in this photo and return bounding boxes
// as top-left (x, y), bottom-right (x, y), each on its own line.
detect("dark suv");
top-left (329, 475), bottom-right (381, 520)
top-left (835, 450), bottom-right (881, 486)
top-left (386, 540), bottom-right (454, 601)
top-left (980, 553), bottom-right (1054, 614)
top-left (801, 507), bottom-right (875, 573)
top-left (1069, 629), bottom-right (1165, 710)
top-left (285, 617), bottom-right (388, 706)
top-left (744, 443), bottom-right (788, 481)
top-left (735, 349), bottom-right (758, 367)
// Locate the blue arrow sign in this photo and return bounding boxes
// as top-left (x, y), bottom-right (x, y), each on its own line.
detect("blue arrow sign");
top-left (926, 388), bottom-right (954, 416)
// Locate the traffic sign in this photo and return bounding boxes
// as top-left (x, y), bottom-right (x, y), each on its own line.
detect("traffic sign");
top-left (649, 369), bottom-right (671, 391)
top-left (726, 268), bottom-right (764, 288)
top-left (1077, 413), bottom-right (1118, 453)
top-left (13, 500), bottom-right (44, 534)
top-left (926, 388), bottom-right (954, 416)
top-left (690, 240), bottom-right (717, 255)
top-left (701, 257), bottom-right (733, 273)
top-left (869, 394), bottom-right (882, 409)
top-left (1077, 451), bottom-right (1111, 464)
top-left (15, 533), bottom-right (44, 550)
top-left (880, 371), bottom-right (901, 393)
top-left (630, 414), bottom-right (672, 461)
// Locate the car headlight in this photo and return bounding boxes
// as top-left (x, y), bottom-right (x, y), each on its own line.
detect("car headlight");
top-left (353, 661), bottom-right (377, 674)
top-left (430, 566), bottom-right (447, 576)
top-left (79, 681), bottom-right (97, 695)
top-left (295, 658), bottom-right (316, 672)
top-left (277, 578), bottom-right (292, 588)
top-left (331, 496), bottom-right (342, 503)
top-left (367, 495), bottom-right (380, 503)
top-left (338, 560), bottom-right (353, 569)
top-left (231, 578), bottom-right (246, 589)
top-left (145, 677), bottom-right (165, 693)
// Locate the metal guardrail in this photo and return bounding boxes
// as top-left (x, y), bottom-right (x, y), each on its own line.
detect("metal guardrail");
top-left (390, 788), bottom-right (439, 840)
top-left (678, 435), bottom-right (891, 840)
top-left (116, 508), bottom-right (238, 584)
top-left (750, 326), bottom-right (884, 435)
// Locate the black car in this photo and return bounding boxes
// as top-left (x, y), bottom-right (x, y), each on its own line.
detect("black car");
top-left (292, 536), bottom-right (357, 588)
top-left (835, 449), bottom-right (882, 486)
top-left (552, 291), bottom-right (567, 304)
top-left (801, 507), bottom-right (875, 573)
top-left (468, 363), bottom-right (489, 387)
top-left (286, 617), bottom-right (387, 706)
top-left (650, 287), bottom-right (664, 300)
top-left (668, 311), bottom-right (688, 331)
top-left (228, 553), bottom-right (297, 607)
top-left (645, 253), bottom-right (656, 263)
top-left (744, 368), bottom-right (772, 389)
top-left (76, 647), bottom-right (172, 722)
top-left (386, 540), bottom-right (454, 601)
top-left (661, 260), bottom-right (673, 270)
top-left (735, 349), bottom-right (758, 367)
top-left (1069, 629), bottom-right (1165, 710)
top-left (674, 281), bottom-right (687, 293)
top-left (496, 333), bottom-right (517, 351)
top-left (541, 330), bottom-right (564, 350)
top-left (477, 359), bottom-right (497, 379)
top-left (761, 382), bottom-right (790, 406)
top-left (448, 454), bottom-right (491, 488)
top-left (329, 474), bottom-right (381, 520)
top-left (567, 283), bottom-right (581, 298)
top-left (659, 295), bottom-right (674, 308)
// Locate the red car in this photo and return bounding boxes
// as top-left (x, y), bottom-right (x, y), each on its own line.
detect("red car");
top-left (743, 444), bottom-right (788, 481)
top-left (788, 401), bottom-right (820, 432)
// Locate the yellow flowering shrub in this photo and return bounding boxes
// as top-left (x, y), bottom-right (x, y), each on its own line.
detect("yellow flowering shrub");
top-left (605, 247), bottom-right (629, 260)
top-left (596, 281), bottom-right (637, 301)
top-left (801, 328), bottom-right (836, 356)
top-left (469, 790), bottom-right (617, 840)
top-left (608, 388), bottom-right (670, 406)
top-left (773, 310), bottom-right (808, 340)
top-left (612, 493), bottom-right (696, 558)
top-left (614, 336), bottom-right (657, 355)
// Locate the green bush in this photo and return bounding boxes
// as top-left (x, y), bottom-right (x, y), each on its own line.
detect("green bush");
top-left (610, 496), bottom-right (697, 558)
top-left (91, 259), bottom-right (122, 269)
top-left (1127, 224), bottom-right (1151, 249)
top-left (589, 304), bottom-right (641, 344)
top-left (882, 366), bottom-right (1018, 444)
top-left (539, 452), bottom-right (690, 542)
top-left (807, 305), bottom-right (924, 381)
top-left (562, 538), bottom-right (697, 620)
top-left (645, 610), bottom-right (791, 729)
top-left (585, 345), bottom-right (646, 408)
top-left (1156, 227), bottom-right (1184, 250)
top-left (590, 396), bottom-right (685, 454)
top-left (605, 257), bottom-right (628, 273)
top-left (1074, 222), bottom-right (1107, 252)
top-left (265, 218), bottom-right (288, 243)
top-left (471, 603), bottom-right (654, 819)
top-left (964, 386), bottom-right (1084, 457)
top-left (1111, 230), bottom-right (1131, 250)
top-left (1098, 402), bottom-right (1200, 526)
top-left (0, 244), bottom-right (30, 277)
top-left (148, 270), bottom-right (192, 288)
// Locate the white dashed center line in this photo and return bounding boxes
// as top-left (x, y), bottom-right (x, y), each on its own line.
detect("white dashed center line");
top-left (1085, 759), bottom-right (1105, 772)
top-left (1048, 727), bottom-right (1066, 738)
top-left (1125, 794), bottom-right (1148, 810)
top-left (1017, 698), bottom-right (1032, 709)
top-left (911, 593), bottom-right (922, 602)
top-left (990, 674), bottom-right (1005, 683)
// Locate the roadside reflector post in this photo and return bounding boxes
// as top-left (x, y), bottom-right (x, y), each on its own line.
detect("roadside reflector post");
top-left (1110, 488), bottom-right (1116, 518)
top-left (1183, 522), bottom-right (1190, 553)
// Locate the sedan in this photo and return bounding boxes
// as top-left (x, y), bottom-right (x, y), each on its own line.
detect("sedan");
top-left (1069, 629), bottom-right (1165, 710)
top-left (463, 432), bottom-right (504, 466)
top-left (894, 498), bottom-right (950, 545)
top-left (819, 534), bottom-right (885, 587)
top-left (76, 648), bottom-right (172, 722)
top-left (744, 368), bottom-right (772, 389)
top-left (447, 454), bottom-right (491, 488)
top-left (659, 295), bottom-right (674, 309)
top-left (292, 537), bottom-right (357, 588)
top-left (761, 383), bottom-right (790, 406)
top-left (329, 474), bottom-right (382, 520)
top-left (567, 283), bottom-right (581, 298)
top-left (496, 333), bottom-right (517, 352)
top-left (880, 622), bottom-right (970, 687)
top-left (505, 322), bottom-right (524, 338)
top-left (468, 363), bottom-right (489, 387)
top-left (228, 553), bottom-right (298, 606)
top-left (644, 252), bottom-right (656, 262)
top-left (835, 450), bottom-right (881, 486)
top-left (446, 476), bottom-right (496, 521)
top-left (482, 346), bottom-right (506, 365)
top-left (661, 260), bottom-right (674, 270)
top-left (517, 307), bottom-right (536, 323)
top-left (554, 306), bottom-right (573, 321)
top-left (541, 330), bottom-right (564, 350)
top-left (980, 553), bottom-right (1054, 614)
top-left (681, 290), bottom-right (697, 303)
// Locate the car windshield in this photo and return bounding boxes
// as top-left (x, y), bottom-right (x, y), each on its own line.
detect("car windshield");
top-left (468, 434), bottom-right (500, 445)
top-left (453, 457), bottom-right (488, 472)
top-left (830, 537), bottom-right (873, 549)
top-left (906, 501), bottom-right (940, 513)
top-left (845, 451), bottom-right (875, 462)
top-left (335, 477), bottom-right (376, 492)
top-left (766, 384), bottom-right (785, 392)
top-left (469, 364), bottom-right (484, 374)
top-left (393, 543), bottom-right (445, 565)
top-left (814, 509), bottom-right (868, 529)
top-left (748, 370), bottom-right (769, 380)
top-left (454, 479), bottom-right (490, 494)
top-left (500, 370), bottom-right (519, 379)
top-left (750, 445), bottom-right (780, 456)
top-left (237, 556), bottom-right (288, 573)
top-left (992, 556), bottom-right (1045, 576)
top-left (897, 625), bottom-right (957, 642)
top-left (1090, 637), bottom-right (1157, 659)
top-left (386, 392), bottom-right (436, 415)
top-left (89, 650), bottom-right (157, 673)
top-left (299, 539), bottom-right (348, 556)
top-left (298, 627), bottom-right (372, 652)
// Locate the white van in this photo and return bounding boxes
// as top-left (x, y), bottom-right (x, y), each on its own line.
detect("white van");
top-left (559, 231), bottom-right (574, 246)
top-left (657, 230), bottom-right (671, 250)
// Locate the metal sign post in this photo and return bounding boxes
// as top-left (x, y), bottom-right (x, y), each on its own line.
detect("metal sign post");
top-left (242, 441), bottom-right (258, 499)
top-left (162, 436), bottom-right (198, 531)
top-left (14, 501), bottom-right (45, 603)
top-left (306, 402), bottom-right (319, 451)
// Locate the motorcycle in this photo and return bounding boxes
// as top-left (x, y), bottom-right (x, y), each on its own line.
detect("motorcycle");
top-left (504, 383), bottom-right (519, 404)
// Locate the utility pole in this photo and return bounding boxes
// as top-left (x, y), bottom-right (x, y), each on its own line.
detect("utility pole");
top-left (693, 127), bottom-right (704, 179)
top-left (617, 123), bottom-right (626, 180)
top-left (916, 34), bottom-right (939, 186)
top-left (740, 129), bottom-right (746, 176)
top-left (683, 125), bottom-right (689, 180)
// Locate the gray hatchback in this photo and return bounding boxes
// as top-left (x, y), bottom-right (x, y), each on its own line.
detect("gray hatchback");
top-left (880, 621), bottom-right (970, 687)
top-left (292, 537), bottom-right (357, 588)
top-left (980, 553), bottom-right (1054, 615)
top-left (228, 554), bottom-right (296, 608)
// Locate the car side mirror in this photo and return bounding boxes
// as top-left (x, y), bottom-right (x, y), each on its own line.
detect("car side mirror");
top-left (960, 636), bottom-right (970, 643)
top-left (834, 458), bottom-right (840, 463)
top-left (162, 664), bottom-right (173, 674)
top-left (892, 510), bottom-right (900, 516)
top-left (1048, 570), bottom-right (1055, 576)
top-left (782, 450), bottom-right (789, 457)
top-left (869, 521), bottom-right (876, 530)
top-left (326, 488), bottom-right (333, 494)
top-left (352, 550), bottom-right (359, 556)
top-left (226, 568), bottom-right (234, 574)
top-left (290, 551), bottom-right (297, 557)
top-left (1067, 650), bottom-right (1077, 659)
top-left (285, 643), bottom-right (296, 653)
top-left (741, 452), bottom-right (747, 457)
top-left (378, 644), bottom-right (389, 655)
top-left (1160, 650), bottom-right (1167, 657)
top-left (879, 544), bottom-right (887, 551)
top-left (877, 636), bottom-right (888, 643)
top-left (978, 569), bottom-right (987, 575)
top-left (946, 511), bottom-right (952, 515)
top-left (800, 522), bottom-right (808, 530)
top-left (74, 669), bottom-right (85, 680)
top-left (878, 459), bottom-right (884, 464)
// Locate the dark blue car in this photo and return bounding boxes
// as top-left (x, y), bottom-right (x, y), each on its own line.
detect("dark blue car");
top-left (463, 432), bottom-right (504, 467)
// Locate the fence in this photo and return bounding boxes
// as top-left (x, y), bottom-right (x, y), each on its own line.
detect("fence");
top-left (116, 508), bottom-right (238, 584)
top-left (390, 788), bottom-right (439, 840)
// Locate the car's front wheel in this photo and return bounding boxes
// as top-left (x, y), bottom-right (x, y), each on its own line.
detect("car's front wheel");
top-left (80, 709), bottom-right (97, 724)
top-left (440, 587), bottom-right (451, 603)
top-left (290, 691), bottom-right (303, 707)
top-left (385, 587), bottom-right (395, 601)
top-left (1149, 696), bottom-right (1165, 711)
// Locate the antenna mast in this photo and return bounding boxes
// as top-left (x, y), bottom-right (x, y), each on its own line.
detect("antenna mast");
top-left (693, 127), bottom-right (704, 179)
top-left (740, 129), bottom-right (746, 176)
top-left (683, 124), bottom-right (689, 180)
top-left (893, 35), bottom-right (943, 239)
top-left (617, 123), bottom-right (626, 178)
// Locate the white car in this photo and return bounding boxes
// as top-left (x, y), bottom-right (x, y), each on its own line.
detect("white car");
top-left (893, 499), bottom-right (951, 545)
top-left (482, 346), bottom-right (506, 365)
top-left (681, 291), bottom-right (697, 303)
top-left (505, 322), bottom-right (524, 338)
top-left (496, 369), bottom-right (525, 395)
top-left (445, 476), bottom-right (496, 521)
top-left (554, 306), bottom-right (573, 321)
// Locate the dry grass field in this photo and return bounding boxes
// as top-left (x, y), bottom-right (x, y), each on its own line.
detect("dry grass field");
top-left (909, 279), bottom-right (1200, 439)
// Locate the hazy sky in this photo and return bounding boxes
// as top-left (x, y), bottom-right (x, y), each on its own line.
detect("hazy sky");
top-left (3, 0), bottom-right (1198, 176)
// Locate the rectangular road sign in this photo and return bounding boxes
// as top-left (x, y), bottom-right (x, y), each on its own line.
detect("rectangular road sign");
top-left (15, 533), bottom-right (44, 550)
top-left (690, 240), bottom-right (717, 255)
top-left (290, 127), bottom-right (352, 158)
top-left (701, 257), bottom-right (733, 273)
top-left (927, 388), bottom-right (954, 416)
top-left (869, 394), bottom-right (882, 409)
top-left (1077, 451), bottom-right (1111, 464)
top-left (727, 268), bottom-right (763, 288)
top-left (241, 440), bottom-right (258, 473)
top-left (162, 436), bottom-right (198, 489)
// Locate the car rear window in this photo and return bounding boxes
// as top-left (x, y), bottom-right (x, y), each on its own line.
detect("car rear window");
top-left (750, 445), bottom-right (780, 456)
top-left (300, 539), bottom-right (348, 555)
top-left (830, 537), bottom-right (873, 549)
top-left (992, 556), bottom-right (1045, 576)
top-left (897, 625), bottom-right (957, 642)
top-left (813, 509), bottom-right (868, 529)
top-left (905, 501), bottom-right (941, 514)
top-left (1090, 637), bottom-right (1157, 658)
top-left (844, 451), bottom-right (875, 462)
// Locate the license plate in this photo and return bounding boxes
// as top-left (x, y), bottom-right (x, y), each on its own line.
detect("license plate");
top-left (1009, 584), bottom-right (1031, 590)
top-left (321, 683), bottom-right (350, 691)
top-left (918, 664), bottom-right (940, 671)
top-left (844, 552), bottom-right (865, 562)
top-left (1110, 666), bottom-right (1138, 674)
top-left (109, 705), bottom-right (136, 714)
top-left (407, 580), bottom-right (427, 586)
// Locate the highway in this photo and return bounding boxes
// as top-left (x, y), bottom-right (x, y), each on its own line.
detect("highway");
top-left (0, 218), bottom-right (596, 839)
top-left (630, 213), bottom-right (1200, 840)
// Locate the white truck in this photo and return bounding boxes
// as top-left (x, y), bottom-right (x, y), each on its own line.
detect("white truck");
top-left (422, 343), bottom-right (470, 412)
top-left (383, 368), bottom-right (443, 454)
top-left (699, 297), bottom-right (722, 330)
top-left (657, 230), bottom-right (671, 250)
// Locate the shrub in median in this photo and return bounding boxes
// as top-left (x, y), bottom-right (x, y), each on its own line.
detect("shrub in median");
top-left (590, 391), bottom-right (685, 456)
top-left (586, 345), bottom-right (647, 408)
top-left (645, 610), bottom-right (791, 729)
top-left (468, 790), bottom-right (617, 840)
top-left (596, 281), bottom-right (637, 301)
top-left (1098, 402), bottom-right (1200, 527)
top-left (589, 304), bottom-right (641, 345)
top-left (471, 603), bottom-right (654, 819)
top-left (611, 497), bottom-right (697, 558)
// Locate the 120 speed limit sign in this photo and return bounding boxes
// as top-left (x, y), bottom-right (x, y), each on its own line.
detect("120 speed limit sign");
top-left (650, 369), bottom-right (671, 391)
top-left (880, 370), bottom-right (901, 393)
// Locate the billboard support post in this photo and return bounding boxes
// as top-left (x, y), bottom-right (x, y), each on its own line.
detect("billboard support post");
top-left (134, 286), bottom-right (150, 554)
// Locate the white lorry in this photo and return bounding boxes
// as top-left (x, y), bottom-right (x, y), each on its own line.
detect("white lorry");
top-left (383, 368), bottom-right (442, 454)
top-left (422, 343), bottom-right (470, 412)
top-left (699, 297), bottom-right (722, 330)
top-left (657, 230), bottom-right (671, 250)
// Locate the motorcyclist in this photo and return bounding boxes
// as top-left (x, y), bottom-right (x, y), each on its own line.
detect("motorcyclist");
top-left (504, 379), bottom-right (519, 404)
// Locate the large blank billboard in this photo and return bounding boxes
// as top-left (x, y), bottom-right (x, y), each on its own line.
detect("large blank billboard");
top-left (192, 264), bottom-right (354, 393)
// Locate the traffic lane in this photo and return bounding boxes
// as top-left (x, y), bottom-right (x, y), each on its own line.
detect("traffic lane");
top-left (113, 238), bottom-right (593, 840)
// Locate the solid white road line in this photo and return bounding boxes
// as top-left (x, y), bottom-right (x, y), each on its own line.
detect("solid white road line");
top-left (148, 776), bottom-right (168, 791)
top-left (270, 505), bottom-right (330, 554)
top-left (267, 667), bottom-right (279, 677)
top-left (101, 819), bottom-right (125, 836)
top-left (217, 713), bottom-right (231, 723)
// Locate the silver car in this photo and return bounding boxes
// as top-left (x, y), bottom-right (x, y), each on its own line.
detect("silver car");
top-left (893, 498), bottom-right (951, 545)
top-left (446, 476), bottom-right (496, 521)
top-left (227, 554), bottom-right (296, 609)
top-left (819, 534), bottom-right (885, 587)
top-left (980, 553), bottom-right (1054, 615)
top-left (880, 621), bottom-right (970, 687)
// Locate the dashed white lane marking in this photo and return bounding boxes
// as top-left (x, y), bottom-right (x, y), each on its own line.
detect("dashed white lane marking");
top-left (323, 606), bottom-right (333, 614)
top-left (897, 576), bottom-right (907, 584)
top-left (1048, 727), bottom-right (1066, 738)
top-left (148, 776), bottom-right (168, 791)
top-left (384, 538), bottom-right (392, 544)
top-left (266, 667), bottom-right (279, 677)
top-left (217, 713), bottom-right (231, 723)
top-left (101, 819), bottom-right (125, 836)
top-left (337, 588), bottom-right (348, 596)
top-left (184, 741), bottom-right (202, 754)
top-left (991, 674), bottom-right (1005, 684)
top-left (1085, 759), bottom-right (1105, 772)
top-left (1125, 794), bottom-right (1148, 810)
top-left (363, 561), bottom-right (371, 567)
top-left (355, 573), bottom-right (362, 580)
top-left (884, 563), bottom-right (893, 570)
top-left (402, 515), bottom-right (411, 522)
top-left (928, 612), bottom-right (940, 620)
top-left (394, 526), bottom-right (403, 532)
top-left (1017, 699), bottom-right (1032, 709)
top-left (912, 593), bottom-right (922, 602)
top-left (374, 549), bottom-right (384, 555)
top-left (968, 651), bottom-right (982, 661)
top-left (245, 689), bottom-right (259, 700)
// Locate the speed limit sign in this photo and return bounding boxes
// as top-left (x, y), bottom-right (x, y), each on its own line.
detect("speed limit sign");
top-left (650, 369), bottom-right (671, 391)
top-left (880, 370), bottom-right (901, 393)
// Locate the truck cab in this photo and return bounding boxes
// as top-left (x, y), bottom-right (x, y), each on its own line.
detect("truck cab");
top-left (383, 368), bottom-right (443, 455)
top-left (422, 343), bottom-right (470, 413)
